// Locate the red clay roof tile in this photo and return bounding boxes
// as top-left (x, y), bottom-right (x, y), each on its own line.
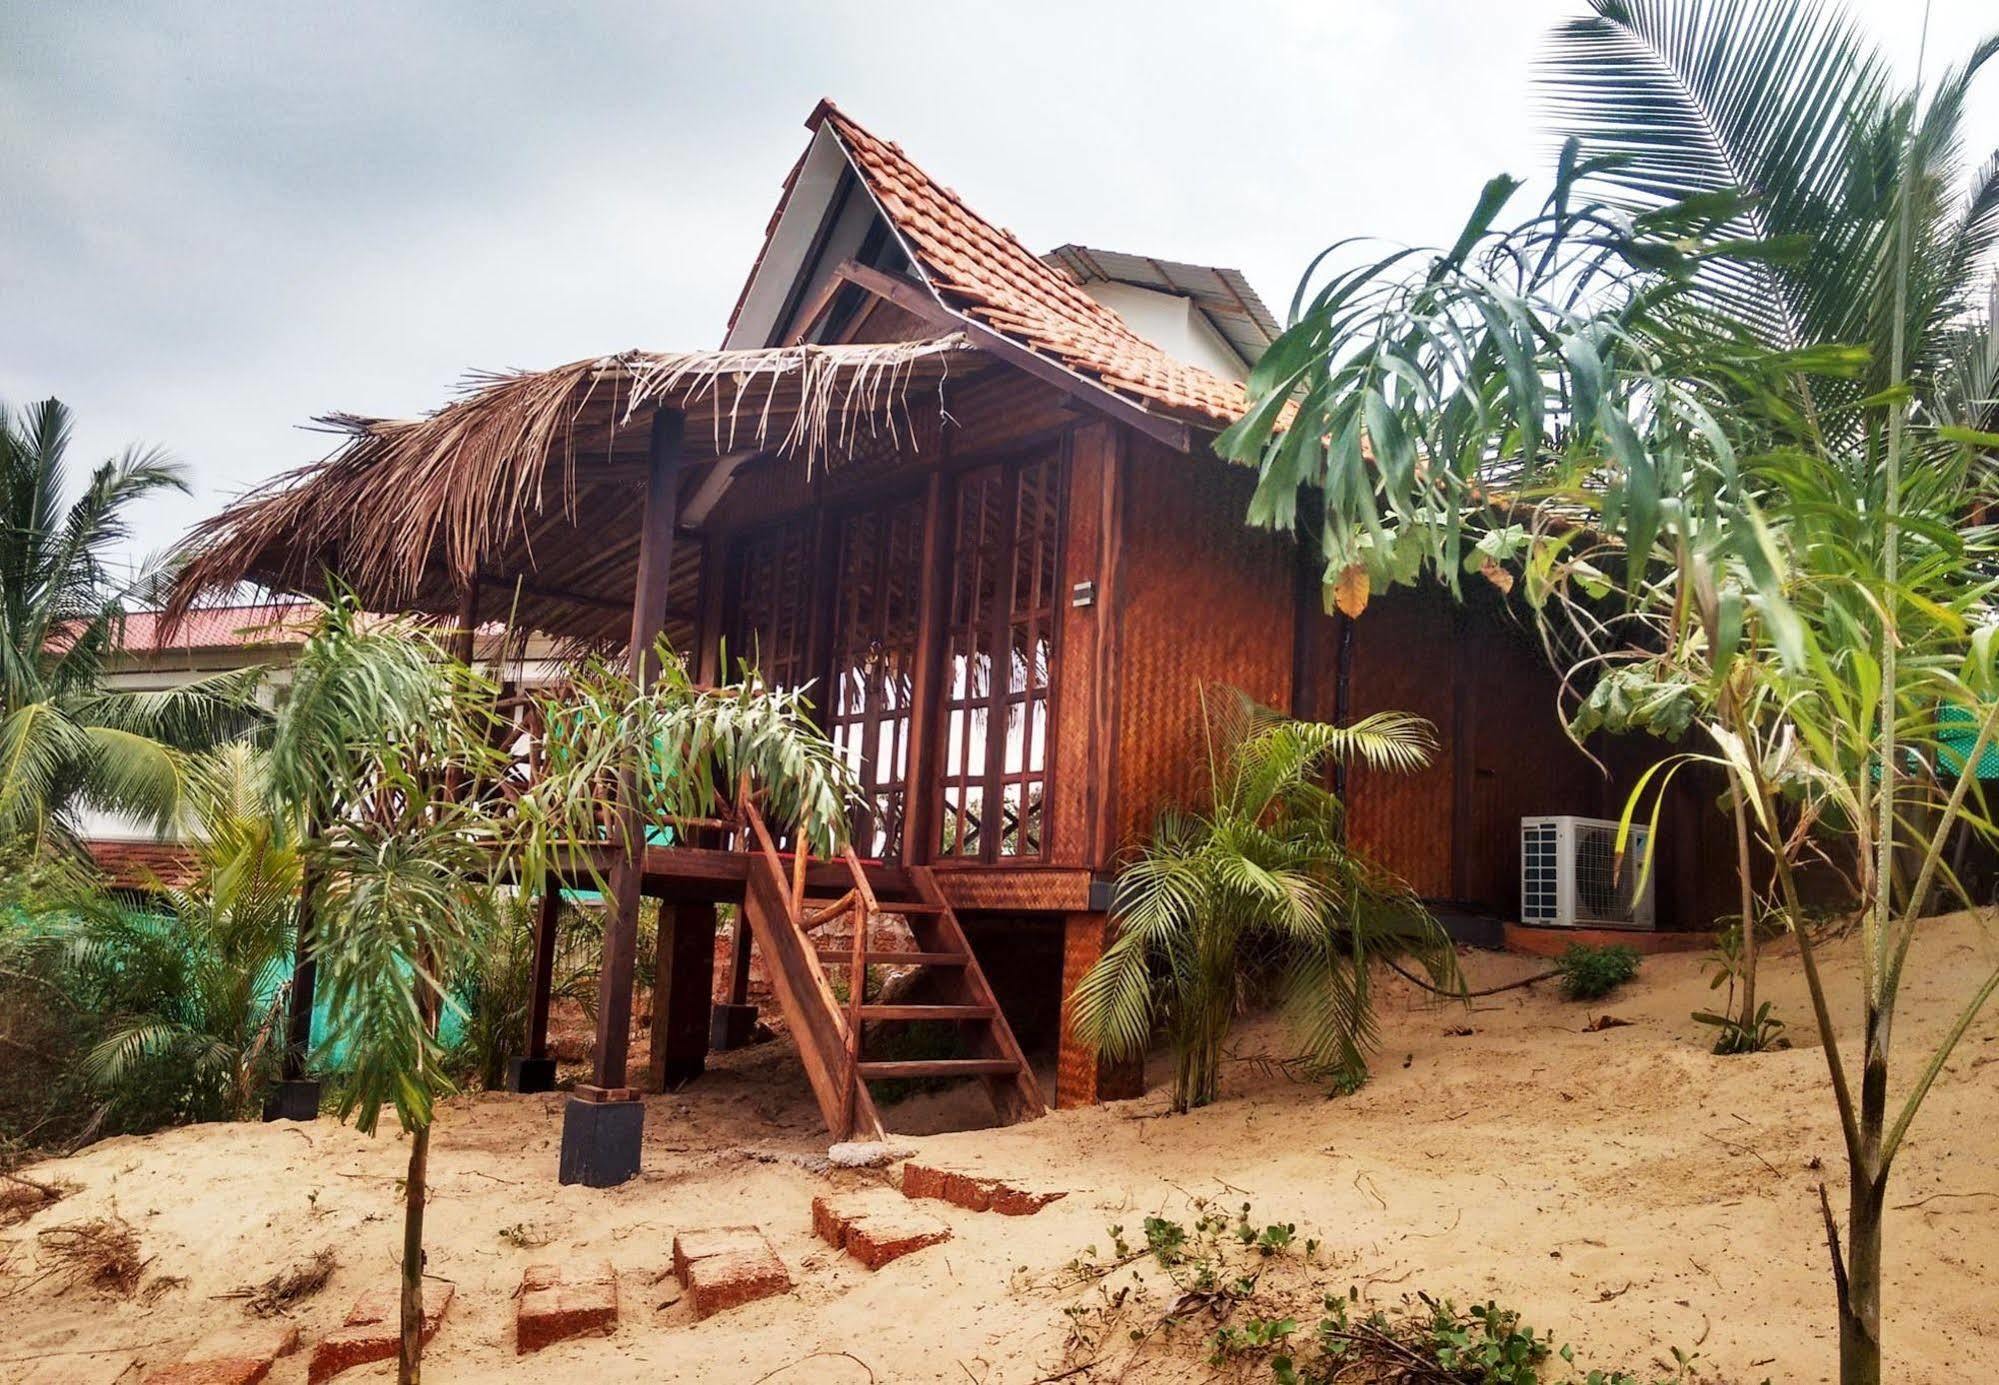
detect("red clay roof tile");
top-left (808, 102), bottom-right (1253, 431)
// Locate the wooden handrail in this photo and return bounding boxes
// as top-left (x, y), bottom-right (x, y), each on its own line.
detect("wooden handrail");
top-left (839, 846), bottom-right (881, 1138)
top-left (800, 889), bottom-right (858, 930)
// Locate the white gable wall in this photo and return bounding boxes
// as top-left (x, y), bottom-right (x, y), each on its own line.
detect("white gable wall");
top-left (724, 126), bottom-right (857, 350)
top-left (1080, 282), bottom-right (1249, 382)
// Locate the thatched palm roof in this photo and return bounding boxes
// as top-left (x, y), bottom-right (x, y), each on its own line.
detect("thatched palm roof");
top-left (168, 336), bottom-right (976, 645)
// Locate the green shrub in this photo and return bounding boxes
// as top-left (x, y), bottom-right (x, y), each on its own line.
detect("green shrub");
top-left (1554, 943), bottom-right (1640, 1001)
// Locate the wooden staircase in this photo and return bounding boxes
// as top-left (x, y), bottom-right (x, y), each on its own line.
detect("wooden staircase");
top-left (739, 802), bottom-right (1046, 1140)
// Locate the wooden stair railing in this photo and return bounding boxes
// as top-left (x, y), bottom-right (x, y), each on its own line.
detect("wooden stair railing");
top-left (737, 798), bottom-right (1047, 1140)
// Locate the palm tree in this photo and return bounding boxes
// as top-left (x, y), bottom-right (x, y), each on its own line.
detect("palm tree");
top-left (77, 743), bottom-right (301, 1122)
top-left (1541, 0), bottom-right (1996, 418)
top-left (1540, 16), bottom-right (1996, 1377)
top-left (1065, 688), bottom-right (1459, 1113)
top-left (0, 398), bottom-right (255, 845)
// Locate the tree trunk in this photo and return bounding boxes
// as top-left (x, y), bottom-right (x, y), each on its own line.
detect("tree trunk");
top-left (398, 1121), bottom-right (430, 1385)
top-left (1174, 999), bottom-right (1226, 1112)
top-left (1839, 1013), bottom-right (1890, 1385)
top-left (1729, 778), bottom-right (1759, 1044)
top-left (1840, 1173), bottom-right (1885, 1385)
top-left (1715, 685), bottom-right (1761, 1050)
top-left (400, 936), bottom-right (443, 1385)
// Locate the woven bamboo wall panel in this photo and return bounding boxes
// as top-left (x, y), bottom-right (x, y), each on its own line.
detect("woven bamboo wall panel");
top-left (1111, 437), bottom-right (1294, 850)
top-left (943, 370), bottom-right (1078, 459)
top-left (1458, 610), bottom-right (1606, 912)
top-left (1340, 588), bottom-right (1458, 899)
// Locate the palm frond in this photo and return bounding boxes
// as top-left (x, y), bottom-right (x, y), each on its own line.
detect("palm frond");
top-left (1539, 0), bottom-right (1889, 349)
top-left (1067, 686), bottom-right (1446, 1109)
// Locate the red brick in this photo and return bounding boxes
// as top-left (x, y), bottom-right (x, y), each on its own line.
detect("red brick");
top-left (308, 1283), bottom-right (453, 1384)
top-left (810, 1196), bottom-right (849, 1247)
top-left (143, 1324), bottom-right (299, 1385)
top-left (141, 1364), bottom-right (263, 1385)
top-left (515, 1260), bottom-right (617, 1354)
top-left (898, 1162), bottom-right (951, 1202)
top-left (986, 1183), bottom-right (1067, 1217)
top-left (900, 1163), bottom-right (1066, 1217)
top-left (942, 1171), bottom-right (994, 1213)
top-left (810, 1193), bottom-right (950, 1270)
top-left (670, 1227), bottom-right (789, 1319)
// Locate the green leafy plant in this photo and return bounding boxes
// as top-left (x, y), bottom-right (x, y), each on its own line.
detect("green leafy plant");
top-left (1695, 922), bottom-right (1789, 1053)
top-left (444, 888), bottom-right (537, 1091)
top-left (1555, 943), bottom-right (1640, 1001)
top-left (0, 398), bottom-right (257, 847)
top-left (1050, 1205), bottom-right (1717, 1384)
top-left (1067, 687), bottom-right (1461, 1112)
top-left (304, 605), bottom-right (511, 1385)
top-left (1220, 5), bottom-right (1999, 1377)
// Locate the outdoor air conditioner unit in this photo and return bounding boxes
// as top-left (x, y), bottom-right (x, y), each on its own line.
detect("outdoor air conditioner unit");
top-left (1520, 815), bottom-right (1656, 929)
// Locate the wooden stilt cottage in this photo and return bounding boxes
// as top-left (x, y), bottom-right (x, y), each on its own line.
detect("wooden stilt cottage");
top-left (172, 101), bottom-right (1728, 1180)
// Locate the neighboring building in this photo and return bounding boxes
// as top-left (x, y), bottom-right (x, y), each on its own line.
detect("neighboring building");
top-left (80, 604), bottom-right (313, 887)
top-left (172, 101), bottom-right (1728, 1155)
top-left (82, 604), bottom-right (566, 888)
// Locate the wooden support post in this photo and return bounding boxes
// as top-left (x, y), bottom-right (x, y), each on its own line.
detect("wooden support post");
top-left (589, 407), bottom-right (684, 1094)
top-left (901, 469), bottom-right (949, 867)
top-left (710, 911), bottom-right (759, 1051)
top-left (725, 914), bottom-right (753, 1006)
top-left (280, 859), bottom-right (320, 1084)
top-left (267, 831), bottom-right (326, 1117)
top-left (526, 888), bottom-right (561, 1059)
top-left (1056, 912), bottom-right (1144, 1108)
top-left (648, 901), bottom-right (717, 1091)
top-left (450, 577), bottom-right (481, 665)
top-left (693, 535), bottom-right (727, 688)
top-left (507, 887), bottom-right (562, 1092)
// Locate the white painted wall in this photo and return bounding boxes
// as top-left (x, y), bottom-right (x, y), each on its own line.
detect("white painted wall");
top-left (1080, 282), bottom-right (1248, 381)
top-left (77, 641), bottom-right (570, 844)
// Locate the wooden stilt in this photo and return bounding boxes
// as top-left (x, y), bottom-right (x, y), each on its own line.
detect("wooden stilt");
top-left (710, 908), bottom-right (759, 1052)
top-left (526, 887), bottom-right (561, 1060)
top-left (648, 901), bottom-right (717, 1090)
top-left (588, 407), bottom-right (684, 1094)
top-left (725, 914), bottom-right (753, 1007)
top-left (282, 860), bottom-right (319, 1082)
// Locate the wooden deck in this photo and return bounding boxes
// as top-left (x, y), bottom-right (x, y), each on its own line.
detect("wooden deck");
top-left (595, 845), bottom-right (1099, 916)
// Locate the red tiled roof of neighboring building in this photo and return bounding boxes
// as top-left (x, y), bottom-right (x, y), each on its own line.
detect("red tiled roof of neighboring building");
top-left (86, 840), bottom-right (198, 891)
top-left (807, 102), bottom-right (1254, 430)
top-left (114, 604), bottom-right (316, 654)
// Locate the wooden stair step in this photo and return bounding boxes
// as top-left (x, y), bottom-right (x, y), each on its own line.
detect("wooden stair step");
top-left (817, 949), bottom-right (969, 967)
top-left (800, 897), bottom-right (948, 913)
top-left (856, 1058), bottom-right (1021, 1080)
top-left (856, 1003), bottom-right (996, 1021)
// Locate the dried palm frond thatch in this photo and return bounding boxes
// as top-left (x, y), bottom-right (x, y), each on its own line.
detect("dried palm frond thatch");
top-left (166, 335), bottom-right (974, 634)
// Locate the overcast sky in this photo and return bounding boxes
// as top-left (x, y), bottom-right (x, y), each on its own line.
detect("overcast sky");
top-left (4, 1), bottom-right (1993, 577)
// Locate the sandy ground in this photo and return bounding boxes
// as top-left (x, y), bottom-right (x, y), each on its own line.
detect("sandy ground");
top-left (4, 914), bottom-right (1997, 1384)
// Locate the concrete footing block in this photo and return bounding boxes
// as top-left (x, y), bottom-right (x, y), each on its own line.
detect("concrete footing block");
top-left (558, 1091), bottom-right (643, 1187)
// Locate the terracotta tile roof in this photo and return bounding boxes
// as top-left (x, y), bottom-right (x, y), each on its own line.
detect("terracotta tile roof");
top-left (113, 604), bottom-right (317, 654)
top-left (86, 840), bottom-right (198, 891)
top-left (808, 102), bottom-right (1253, 431)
